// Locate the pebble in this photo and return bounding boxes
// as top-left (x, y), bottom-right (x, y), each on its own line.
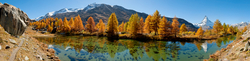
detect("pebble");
top-left (25, 56), bottom-right (29, 60)
top-left (9, 39), bottom-right (17, 44)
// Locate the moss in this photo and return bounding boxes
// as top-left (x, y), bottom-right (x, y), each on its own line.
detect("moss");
top-left (209, 58), bottom-right (215, 61)
top-left (243, 37), bottom-right (250, 42)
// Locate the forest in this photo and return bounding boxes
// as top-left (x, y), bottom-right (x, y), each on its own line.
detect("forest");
top-left (30, 10), bottom-right (245, 40)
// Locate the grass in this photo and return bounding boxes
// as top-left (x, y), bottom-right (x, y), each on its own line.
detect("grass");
top-left (243, 37), bottom-right (250, 42)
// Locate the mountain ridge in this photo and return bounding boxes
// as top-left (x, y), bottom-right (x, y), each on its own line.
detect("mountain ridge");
top-left (34, 3), bottom-right (198, 31)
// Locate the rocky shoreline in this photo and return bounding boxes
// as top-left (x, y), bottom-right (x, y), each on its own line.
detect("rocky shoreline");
top-left (204, 29), bottom-right (250, 61)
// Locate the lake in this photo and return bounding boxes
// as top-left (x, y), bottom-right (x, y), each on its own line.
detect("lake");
top-left (35, 35), bottom-right (235, 61)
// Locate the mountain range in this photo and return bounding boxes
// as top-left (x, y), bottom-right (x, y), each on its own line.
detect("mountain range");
top-left (34, 3), bottom-right (198, 31)
top-left (193, 16), bottom-right (214, 30)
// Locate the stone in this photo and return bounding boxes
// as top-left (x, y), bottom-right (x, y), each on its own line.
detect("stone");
top-left (5, 45), bottom-right (10, 49)
top-left (0, 45), bottom-right (1, 50)
top-left (0, 3), bottom-right (30, 37)
top-left (9, 39), bottom-right (17, 44)
top-left (25, 56), bottom-right (29, 60)
top-left (244, 41), bottom-right (250, 51)
top-left (48, 48), bottom-right (55, 53)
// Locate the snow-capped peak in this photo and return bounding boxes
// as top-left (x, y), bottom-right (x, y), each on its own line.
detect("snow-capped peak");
top-left (83, 2), bottom-right (101, 11)
top-left (34, 3), bottom-right (102, 21)
top-left (193, 16), bottom-right (214, 28)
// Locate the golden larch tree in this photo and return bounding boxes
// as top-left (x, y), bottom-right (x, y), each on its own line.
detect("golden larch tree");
top-left (213, 19), bottom-right (223, 35)
top-left (143, 15), bottom-right (152, 33)
top-left (96, 19), bottom-right (105, 34)
top-left (171, 16), bottom-right (179, 37)
top-left (72, 15), bottom-right (85, 33)
top-left (62, 17), bottom-right (71, 33)
top-left (129, 13), bottom-right (140, 37)
top-left (151, 10), bottom-right (161, 35)
top-left (242, 26), bottom-right (247, 32)
top-left (179, 23), bottom-right (187, 34)
top-left (107, 13), bottom-right (119, 37)
top-left (158, 16), bottom-right (170, 38)
top-left (47, 25), bottom-right (53, 32)
top-left (139, 17), bottom-right (144, 34)
top-left (119, 22), bottom-right (125, 32)
top-left (195, 26), bottom-right (204, 38)
top-left (85, 16), bottom-right (96, 33)
top-left (69, 17), bottom-right (74, 27)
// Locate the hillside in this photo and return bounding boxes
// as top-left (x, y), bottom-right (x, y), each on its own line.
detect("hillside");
top-left (35, 3), bottom-right (198, 31)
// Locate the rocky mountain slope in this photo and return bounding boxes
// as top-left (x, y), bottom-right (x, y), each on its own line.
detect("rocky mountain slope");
top-left (231, 22), bottom-right (249, 28)
top-left (193, 16), bottom-right (214, 30)
top-left (35, 3), bottom-right (198, 31)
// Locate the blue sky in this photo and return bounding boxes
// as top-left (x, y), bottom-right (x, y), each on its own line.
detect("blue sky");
top-left (1, 0), bottom-right (250, 24)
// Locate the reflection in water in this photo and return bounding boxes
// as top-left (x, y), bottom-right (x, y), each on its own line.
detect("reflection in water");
top-left (35, 35), bottom-right (235, 61)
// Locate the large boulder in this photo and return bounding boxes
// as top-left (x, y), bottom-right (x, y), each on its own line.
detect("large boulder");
top-left (0, 3), bottom-right (29, 37)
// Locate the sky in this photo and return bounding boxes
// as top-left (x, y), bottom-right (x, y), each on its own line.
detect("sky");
top-left (1, 0), bottom-right (250, 24)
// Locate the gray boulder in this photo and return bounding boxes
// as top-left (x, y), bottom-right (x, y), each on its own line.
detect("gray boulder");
top-left (0, 3), bottom-right (29, 37)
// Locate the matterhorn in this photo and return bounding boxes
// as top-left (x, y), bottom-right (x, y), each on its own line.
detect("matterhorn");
top-left (193, 16), bottom-right (214, 30)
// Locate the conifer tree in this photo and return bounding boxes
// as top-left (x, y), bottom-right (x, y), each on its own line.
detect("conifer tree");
top-left (69, 17), bottom-right (74, 27)
top-left (213, 19), bottom-right (223, 35)
top-left (158, 16), bottom-right (170, 37)
top-left (139, 17), bottom-right (144, 34)
top-left (72, 15), bottom-right (85, 33)
top-left (242, 26), bottom-right (247, 33)
top-left (171, 16), bottom-right (179, 37)
top-left (143, 15), bottom-right (152, 33)
top-left (96, 19), bottom-right (105, 34)
top-left (85, 17), bottom-right (96, 33)
top-left (196, 26), bottom-right (203, 38)
top-left (107, 13), bottom-right (119, 37)
top-left (179, 23), bottom-right (187, 35)
top-left (129, 13), bottom-right (140, 37)
top-left (151, 10), bottom-right (161, 35)
top-left (119, 22), bottom-right (125, 32)
top-left (47, 25), bottom-right (53, 32)
top-left (62, 17), bottom-right (71, 32)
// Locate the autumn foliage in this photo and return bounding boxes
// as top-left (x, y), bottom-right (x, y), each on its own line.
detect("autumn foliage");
top-left (85, 17), bottom-right (96, 33)
top-left (29, 10), bottom-right (240, 39)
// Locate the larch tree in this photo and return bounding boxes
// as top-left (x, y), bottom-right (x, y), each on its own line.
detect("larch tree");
top-left (85, 16), bottom-right (96, 33)
top-left (96, 19), bottom-right (105, 34)
top-left (213, 19), bottom-right (223, 35)
top-left (171, 16), bottom-right (179, 37)
top-left (242, 26), bottom-right (247, 33)
top-left (129, 13), bottom-right (140, 37)
top-left (57, 18), bottom-right (63, 32)
top-left (119, 22), bottom-right (125, 32)
top-left (143, 15), bottom-right (152, 33)
top-left (62, 17), bottom-right (71, 33)
top-left (195, 26), bottom-right (204, 38)
top-left (151, 10), bottom-right (161, 35)
top-left (107, 13), bottom-right (119, 37)
top-left (139, 17), bottom-right (144, 34)
top-left (223, 23), bottom-right (227, 34)
top-left (158, 16), bottom-right (170, 38)
top-left (179, 23), bottom-right (187, 35)
top-left (47, 25), bottom-right (53, 32)
top-left (69, 17), bottom-right (74, 27)
top-left (72, 15), bottom-right (85, 33)
top-left (124, 22), bottom-right (128, 32)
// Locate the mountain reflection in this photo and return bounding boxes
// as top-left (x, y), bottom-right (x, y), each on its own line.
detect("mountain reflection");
top-left (35, 35), bottom-right (235, 61)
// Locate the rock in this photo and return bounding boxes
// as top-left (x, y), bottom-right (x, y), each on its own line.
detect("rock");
top-left (25, 56), bottom-right (29, 60)
top-left (54, 56), bottom-right (59, 59)
top-left (0, 3), bottom-right (30, 37)
top-left (9, 39), bottom-right (17, 44)
top-left (0, 45), bottom-right (1, 50)
top-left (244, 41), bottom-right (250, 51)
top-left (5, 45), bottom-right (10, 49)
top-left (48, 48), bottom-right (55, 53)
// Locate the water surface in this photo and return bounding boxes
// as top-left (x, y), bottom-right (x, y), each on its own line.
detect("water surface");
top-left (35, 35), bottom-right (235, 61)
